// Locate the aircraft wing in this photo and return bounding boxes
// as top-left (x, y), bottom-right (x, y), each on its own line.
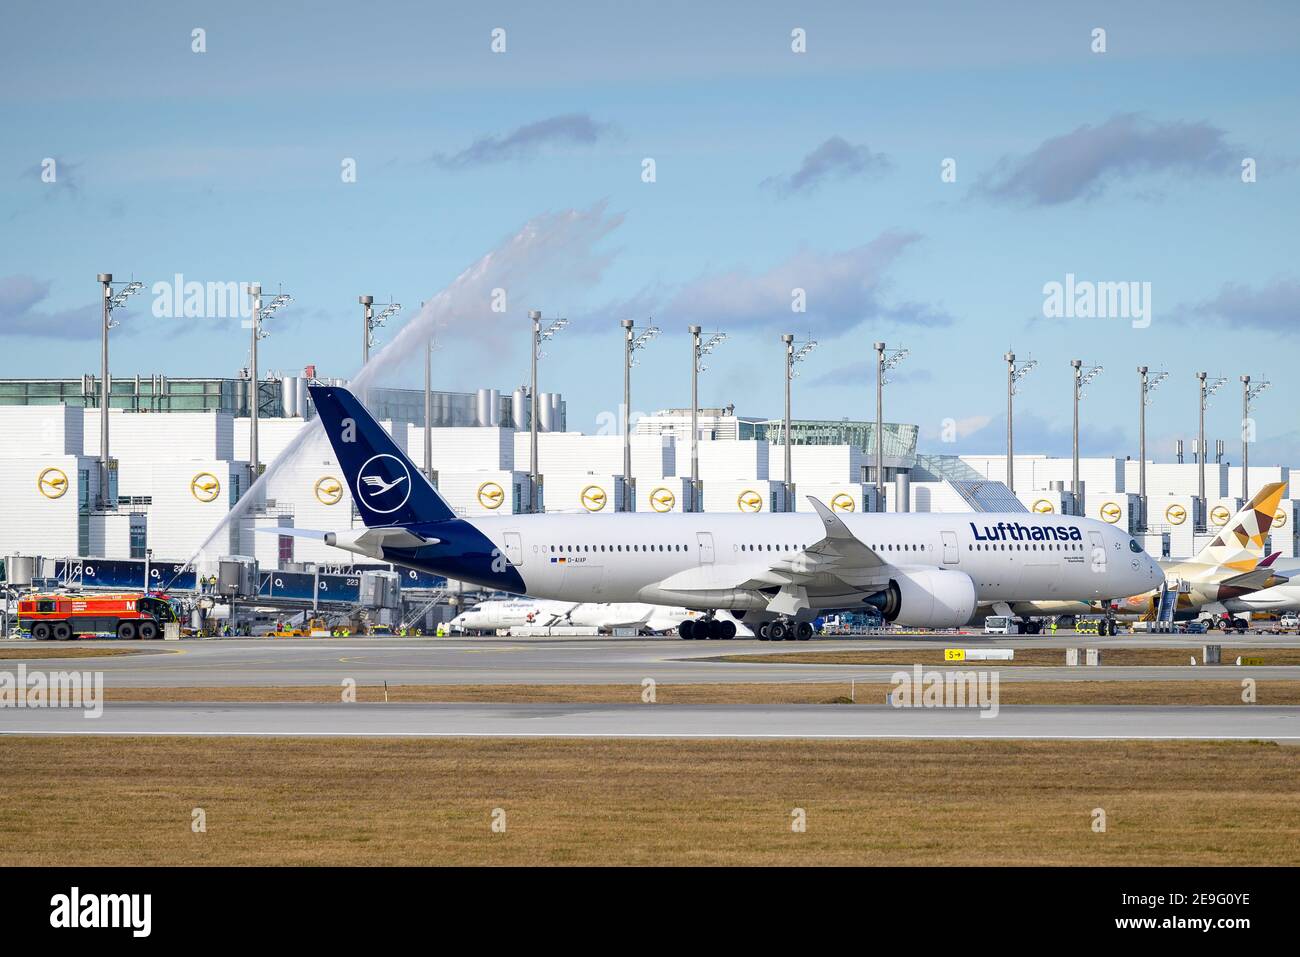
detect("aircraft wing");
top-left (651, 497), bottom-right (891, 614)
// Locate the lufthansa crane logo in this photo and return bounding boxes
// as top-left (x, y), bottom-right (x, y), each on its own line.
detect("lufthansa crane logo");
top-left (649, 487), bottom-right (676, 512)
top-left (356, 454), bottom-right (411, 515)
top-left (1166, 503), bottom-right (1188, 525)
top-left (1099, 502), bottom-right (1122, 524)
top-left (830, 492), bottom-right (856, 513)
top-left (191, 472), bottom-right (221, 503)
top-left (580, 485), bottom-right (607, 512)
top-left (37, 467), bottom-right (69, 499)
top-left (1032, 499), bottom-right (1055, 514)
top-left (477, 481), bottom-right (505, 510)
top-left (1210, 505), bottom-right (1231, 527)
top-left (737, 489), bottom-right (763, 513)
top-left (1276, 509), bottom-right (1288, 529)
top-left (314, 476), bottom-right (343, 506)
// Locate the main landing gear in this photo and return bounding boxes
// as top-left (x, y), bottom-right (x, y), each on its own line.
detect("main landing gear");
top-left (677, 617), bottom-right (736, 640)
top-left (757, 619), bottom-right (813, 641)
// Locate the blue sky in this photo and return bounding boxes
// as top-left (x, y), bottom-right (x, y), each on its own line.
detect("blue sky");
top-left (2, 1), bottom-right (1298, 464)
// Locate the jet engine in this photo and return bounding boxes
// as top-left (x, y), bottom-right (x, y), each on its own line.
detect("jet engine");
top-left (866, 568), bottom-right (978, 628)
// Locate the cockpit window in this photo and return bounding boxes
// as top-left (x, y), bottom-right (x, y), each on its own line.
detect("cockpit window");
top-left (1129, 539), bottom-right (1142, 553)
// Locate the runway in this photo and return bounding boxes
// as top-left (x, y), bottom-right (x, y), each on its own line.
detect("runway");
top-left (3, 701), bottom-right (1297, 740)
top-left (2, 635), bottom-right (1297, 687)
top-left (2, 634), bottom-right (1300, 686)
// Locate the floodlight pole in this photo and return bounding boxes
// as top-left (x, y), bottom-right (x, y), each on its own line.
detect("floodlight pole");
top-left (874, 342), bottom-right (885, 511)
top-left (249, 283), bottom-right (263, 481)
top-left (97, 273), bottom-right (113, 507)
top-left (360, 295), bottom-right (374, 366)
top-left (1197, 371), bottom-right (1207, 504)
top-left (1138, 366), bottom-right (1148, 530)
top-left (1241, 375), bottom-right (1251, 500)
top-left (530, 310), bottom-right (541, 513)
top-left (690, 325), bottom-right (701, 512)
top-left (1005, 352), bottom-right (1016, 494)
top-left (623, 319), bottom-right (635, 512)
top-left (424, 331), bottom-right (433, 481)
top-left (1071, 359), bottom-right (1082, 516)
top-left (783, 334), bottom-right (794, 512)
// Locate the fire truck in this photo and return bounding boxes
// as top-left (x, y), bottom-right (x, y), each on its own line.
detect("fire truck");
top-left (17, 592), bottom-right (181, 640)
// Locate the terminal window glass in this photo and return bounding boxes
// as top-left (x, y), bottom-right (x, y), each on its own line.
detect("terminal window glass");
top-left (129, 524), bottom-right (147, 559)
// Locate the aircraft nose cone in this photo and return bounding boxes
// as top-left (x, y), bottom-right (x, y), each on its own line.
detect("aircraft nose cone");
top-left (1146, 556), bottom-right (1163, 586)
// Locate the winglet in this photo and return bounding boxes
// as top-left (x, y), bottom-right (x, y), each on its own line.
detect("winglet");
top-left (806, 496), bottom-right (884, 567)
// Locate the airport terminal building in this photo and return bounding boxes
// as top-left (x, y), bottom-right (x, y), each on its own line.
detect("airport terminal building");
top-left (1, 373), bottom-right (1295, 573)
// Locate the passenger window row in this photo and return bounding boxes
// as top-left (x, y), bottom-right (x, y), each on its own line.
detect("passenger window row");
top-left (548, 544), bottom-right (690, 553)
top-left (968, 543), bottom-right (1082, 551)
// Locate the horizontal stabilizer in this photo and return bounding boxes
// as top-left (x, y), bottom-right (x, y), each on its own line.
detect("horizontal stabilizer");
top-left (253, 527), bottom-right (328, 540)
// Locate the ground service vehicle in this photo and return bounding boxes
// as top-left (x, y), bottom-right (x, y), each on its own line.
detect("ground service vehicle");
top-left (984, 616), bottom-right (1019, 636)
top-left (1206, 612), bottom-right (1250, 633)
top-left (18, 592), bottom-right (180, 640)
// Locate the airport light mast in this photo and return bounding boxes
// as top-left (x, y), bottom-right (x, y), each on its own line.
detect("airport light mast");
top-left (247, 284), bottom-right (292, 481)
top-left (873, 342), bottom-right (908, 511)
top-left (1196, 372), bottom-right (1226, 507)
top-left (423, 305), bottom-right (435, 481)
top-left (782, 334), bottom-right (817, 511)
top-left (1071, 359), bottom-right (1103, 516)
top-left (1241, 374), bottom-right (1270, 500)
top-left (96, 273), bottom-right (143, 508)
top-left (529, 310), bottom-right (568, 513)
top-left (1003, 351), bottom-right (1036, 495)
top-left (1138, 366), bottom-right (1168, 531)
top-left (688, 326), bottom-right (727, 512)
top-left (359, 295), bottom-right (401, 367)
top-left (621, 319), bottom-right (659, 511)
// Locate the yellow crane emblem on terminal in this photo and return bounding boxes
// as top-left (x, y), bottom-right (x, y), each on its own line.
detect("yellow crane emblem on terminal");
top-left (581, 485), bottom-right (607, 512)
top-left (314, 476), bottom-right (343, 505)
top-left (830, 492), bottom-right (856, 512)
top-left (191, 472), bottom-right (221, 503)
top-left (477, 481), bottom-right (505, 510)
top-left (650, 487), bottom-right (676, 512)
top-left (37, 467), bottom-right (69, 499)
top-left (738, 490), bottom-right (763, 513)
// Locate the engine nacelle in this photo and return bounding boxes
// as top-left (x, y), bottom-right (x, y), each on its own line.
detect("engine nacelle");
top-left (867, 568), bottom-right (978, 628)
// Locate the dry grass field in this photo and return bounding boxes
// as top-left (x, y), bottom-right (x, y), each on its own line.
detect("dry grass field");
top-left (2, 737), bottom-right (1296, 866)
top-left (101, 680), bottom-right (1300, 705)
top-left (0, 646), bottom-right (142, 660)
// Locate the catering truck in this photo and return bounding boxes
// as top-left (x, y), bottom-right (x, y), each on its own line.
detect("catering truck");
top-left (17, 592), bottom-right (181, 640)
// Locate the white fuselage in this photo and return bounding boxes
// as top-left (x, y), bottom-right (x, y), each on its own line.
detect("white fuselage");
top-left (431, 511), bottom-right (1162, 615)
top-left (449, 599), bottom-right (749, 634)
top-left (1221, 560), bottom-right (1300, 614)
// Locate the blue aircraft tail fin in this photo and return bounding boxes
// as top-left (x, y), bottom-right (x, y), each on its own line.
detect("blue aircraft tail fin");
top-left (308, 384), bottom-right (456, 527)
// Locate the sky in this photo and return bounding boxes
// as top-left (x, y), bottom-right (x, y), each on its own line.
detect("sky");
top-left (2, 0), bottom-right (1297, 465)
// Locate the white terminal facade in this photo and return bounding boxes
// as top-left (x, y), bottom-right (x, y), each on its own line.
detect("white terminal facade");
top-left (0, 373), bottom-right (1295, 570)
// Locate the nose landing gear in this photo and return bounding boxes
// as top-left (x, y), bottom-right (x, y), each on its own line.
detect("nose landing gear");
top-left (677, 616), bottom-right (737, 640)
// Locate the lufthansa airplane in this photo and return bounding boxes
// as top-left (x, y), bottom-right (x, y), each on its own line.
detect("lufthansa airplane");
top-left (298, 385), bottom-right (1163, 640)
top-left (449, 599), bottom-right (753, 636)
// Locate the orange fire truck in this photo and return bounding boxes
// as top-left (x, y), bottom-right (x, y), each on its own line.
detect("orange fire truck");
top-left (17, 592), bottom-right (181, 640)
